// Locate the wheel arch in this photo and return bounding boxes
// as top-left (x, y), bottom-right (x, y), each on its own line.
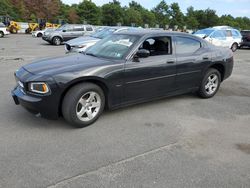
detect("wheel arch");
top-left (209, 63), bottom-right (225, 81)
top-left (58, 77), bottom-right (110, 116)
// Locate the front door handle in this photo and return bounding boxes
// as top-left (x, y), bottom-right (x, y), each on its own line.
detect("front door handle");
top-left (166, 59), bottom-right (175, 64)
top-left (203, 56), bottom-right (209, 60)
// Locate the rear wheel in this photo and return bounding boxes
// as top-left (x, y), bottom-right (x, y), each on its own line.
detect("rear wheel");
top-left (231, 43), bottom-right (238, 52)
top-left (198, 68), bottom-right (221, 98)
top-left (37, 33), bottom-right (43, 37)
top-left (0, 31), bottom-right (4, 38)
top-left (53, 37), bottom-right (62, 45)
top-left (62, 83), bottom-right (105, 128)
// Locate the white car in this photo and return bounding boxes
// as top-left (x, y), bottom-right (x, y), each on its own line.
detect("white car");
top-left (32, 28), bottom-right (55, 37)
top-left (0, 23), bottom-right (10, 37)
top-left (194, 26), bottom-right (242, 52)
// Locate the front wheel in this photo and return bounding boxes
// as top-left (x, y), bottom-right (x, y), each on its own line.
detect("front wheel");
top-left (53, 37), bottom-right (62, 45)
top-left (198, 68), bottom-right (221, 98)
top-left (62, 83), bottom-right (105, 128)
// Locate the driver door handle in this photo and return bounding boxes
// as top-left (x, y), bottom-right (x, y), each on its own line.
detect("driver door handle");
top-left (166, 59), bottom-right (175, 64)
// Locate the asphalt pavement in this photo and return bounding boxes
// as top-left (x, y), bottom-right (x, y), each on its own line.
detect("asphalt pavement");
top-left (0, 35), bottom-right (250, 188)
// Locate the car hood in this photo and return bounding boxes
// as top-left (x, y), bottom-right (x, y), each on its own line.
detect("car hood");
top-left (194, 34), bottom-right (207, 38)
top-left (66, 36), bottom-right (100, 46)
top-left (23, 54), bottom-right (112, 75)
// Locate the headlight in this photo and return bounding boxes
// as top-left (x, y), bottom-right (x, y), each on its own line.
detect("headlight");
top-left (29, 82), bottom-right (50, 94)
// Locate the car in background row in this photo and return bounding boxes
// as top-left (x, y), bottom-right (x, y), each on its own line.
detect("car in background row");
top-left (194, 26), bottom-right (242, 52)
top-left (240, 30), bottom-right (250, 48)
top-left (32, 28), bottom-right (55, 37)
top-left (12, 30), bottom-right (234, 127)
top-left (65, 27), bottom-right (143, 53)
top-left (42, 24), bottom-right (95, 45)
top-left (0, 23), bottom-right (10, 37)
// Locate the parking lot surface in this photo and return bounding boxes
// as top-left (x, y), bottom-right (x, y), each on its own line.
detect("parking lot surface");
top-left (0, 35), bottom-right (250, 188)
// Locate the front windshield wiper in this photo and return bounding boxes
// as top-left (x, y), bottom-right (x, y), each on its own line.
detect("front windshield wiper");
top-left (85, 52), bottom-right (98, 57)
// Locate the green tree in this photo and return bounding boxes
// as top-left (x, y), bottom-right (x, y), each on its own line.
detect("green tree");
top-left (169, 2), bottom-right (185, 29)
top-left (101, 0), bottom-right (124, 26)
top-left (185, 6), bottom-right (199, 29)
top-left (128, 1), bottom-right (156, 27)
top-left (77, 0), bottom-right (101, 25)
top-left (152, 0), bottom-right (170, 27)
top-left (124, 7), bottom-right (143, 26)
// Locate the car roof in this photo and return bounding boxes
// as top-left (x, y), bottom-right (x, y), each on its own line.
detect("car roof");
top-left (115, 29), bottom-right (192, 37)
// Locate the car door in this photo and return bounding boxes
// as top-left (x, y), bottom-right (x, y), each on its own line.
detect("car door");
top-left (123, 36), bottom-right (176, 103)
top-left (209, 30), bottom-right (227, 47)
top-left (73, 25), bottom-right (85, 38)
top-left (62, 25), bottom-right (75, 41)
top-left (174, 36), bottom-right (209, 90)
top-left (224, 30), bottom-right (234, 48)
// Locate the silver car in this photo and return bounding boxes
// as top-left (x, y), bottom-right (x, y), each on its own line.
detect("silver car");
top-left (65, 27), bottom-right (142, 53)
top-left (42, 24), bottom-right (95, 45)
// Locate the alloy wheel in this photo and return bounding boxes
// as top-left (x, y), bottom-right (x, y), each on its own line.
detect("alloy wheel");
top-left (76, 91), bottom-right (101, 122)
top-left (205, 74), bottom-right (219, 95)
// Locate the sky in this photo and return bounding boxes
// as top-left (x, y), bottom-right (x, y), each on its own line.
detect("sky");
top-left (62, 0), bottom-right (250, 17)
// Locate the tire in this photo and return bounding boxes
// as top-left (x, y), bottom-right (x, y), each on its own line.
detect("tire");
top-left (0, 31), bottom-right (4, 38)
top-left (37, 33), bottom-right (43, 37)
top-left (62, 83), bottom-right (105, 128)
top-left (198, 68), bottom-right (221, 98)
top-left (53, 36), bottom-right (62, 46)
top-left (231, 43), bottom-right (238, 52)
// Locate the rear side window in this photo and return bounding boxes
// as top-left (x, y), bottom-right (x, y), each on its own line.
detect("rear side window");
top-left (211, 30), bottom-right (226, 39)
top-left (232, 30), bottom-right (241, 37)
top-left (86, 26), bottom-right (93, 31)
top-left (73, 26), bottom-right (84, 31)
top-left (175, 37), bottom-right (201, 55)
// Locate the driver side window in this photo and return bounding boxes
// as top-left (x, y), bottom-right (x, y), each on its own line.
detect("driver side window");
top-left (139, 36), bottom-right (172, 56)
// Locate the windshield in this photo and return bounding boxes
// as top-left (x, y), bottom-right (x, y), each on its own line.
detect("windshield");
top-left (85, 34), bottom-right (139, 59)
top-left (195, 29), bottom-right (214, 36)
top-left (91, 28), bottom-right (117, 39)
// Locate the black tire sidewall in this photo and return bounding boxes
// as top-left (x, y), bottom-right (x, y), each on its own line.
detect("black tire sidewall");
top-left (62, 83), bottom-right (105, 127)
top-left (0, 31), bottom-right (4, 38)
top-left (37, 33), bottom-right (42, 37)
top-left (199, 68), bottom-right (221, 98)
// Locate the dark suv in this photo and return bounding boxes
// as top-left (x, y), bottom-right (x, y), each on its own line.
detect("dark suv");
top-left (240, 30), bottom-right (250, 48)
top-left (42, 24), bottom-right (95, 45)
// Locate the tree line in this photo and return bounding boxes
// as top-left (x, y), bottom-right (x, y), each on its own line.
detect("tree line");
top-left (1, 0), bottom-right (250, 30)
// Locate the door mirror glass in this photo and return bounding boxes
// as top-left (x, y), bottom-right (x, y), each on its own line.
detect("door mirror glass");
top-left (136, 49), bottom-right (150, 58)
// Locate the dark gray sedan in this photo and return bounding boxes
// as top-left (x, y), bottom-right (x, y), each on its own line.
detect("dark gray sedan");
top-left (12, 30), bottom-right (233, 127)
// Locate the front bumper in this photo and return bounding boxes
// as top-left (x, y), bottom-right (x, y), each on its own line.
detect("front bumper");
top-left (42, 36), bottom-right (51, 43)
top-left (11, 86), bottom-right (59, 119)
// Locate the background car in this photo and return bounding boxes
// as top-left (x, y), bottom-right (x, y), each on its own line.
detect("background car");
top-left (32, 28), bottom-right (55, 37)
top-left (42, 24), bottom-right (95, 45)
top-left (12, 31), bottom-right (234, 127)
top-left (0, 23), bottom-right (10, 37)
top-left (240, 30), bottom-right (250, 48)
top-left (194, 26), bottom-right (242, 52)
top-left (65, 27), bottom-right (143, 53)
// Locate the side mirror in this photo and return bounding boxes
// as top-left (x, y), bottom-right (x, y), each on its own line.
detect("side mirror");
top-left (203, 35), bottom-right (208, 39)
top-left (136, 49), bottom-right (150, 58)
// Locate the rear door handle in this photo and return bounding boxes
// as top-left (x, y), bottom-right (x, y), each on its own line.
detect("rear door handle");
top-left (203, 56), bottom-right (209, 60)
